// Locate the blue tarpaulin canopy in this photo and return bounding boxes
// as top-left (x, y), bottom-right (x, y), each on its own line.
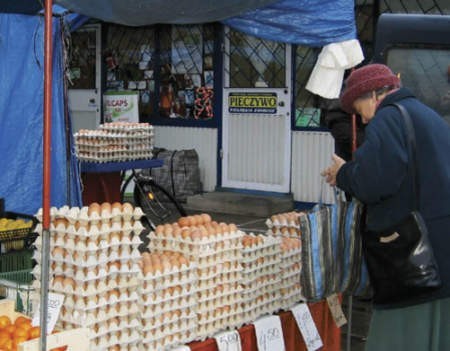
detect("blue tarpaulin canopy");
top-left (1, 0), bottom-right (357, 44)
top-left (0, 11), bottom-right (84, 215)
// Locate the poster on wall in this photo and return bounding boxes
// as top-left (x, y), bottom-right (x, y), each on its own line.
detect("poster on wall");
top-left (104, 91), bottom-right (139, 123)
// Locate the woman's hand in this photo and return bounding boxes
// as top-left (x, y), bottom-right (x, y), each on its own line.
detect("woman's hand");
top-left (321, 154), bottom-right (346, 186)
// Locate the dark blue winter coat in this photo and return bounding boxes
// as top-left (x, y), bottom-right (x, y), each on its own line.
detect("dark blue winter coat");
top-left (337, 87), bottom-right (450, 305)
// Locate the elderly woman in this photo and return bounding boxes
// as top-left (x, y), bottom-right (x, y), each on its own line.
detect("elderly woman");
top-left (323, 63), bottom-right (450, 351)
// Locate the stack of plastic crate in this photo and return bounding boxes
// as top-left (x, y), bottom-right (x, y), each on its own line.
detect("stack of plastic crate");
top-left (0, 209), bottom-right (36, 314)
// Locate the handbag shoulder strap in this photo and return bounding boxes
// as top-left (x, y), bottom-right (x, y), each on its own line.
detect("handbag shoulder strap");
top-left (391, 102), bottom-right (420, 210)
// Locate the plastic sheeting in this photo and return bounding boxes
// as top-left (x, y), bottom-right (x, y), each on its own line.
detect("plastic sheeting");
top-left (55, 0), bottom-right (279, 26)
top-left (224, 0), bottom-right (357, 46)
top-left (0, 14), bottom-right (82, 215)
top-left (0, 1), bottom-right (356, 46)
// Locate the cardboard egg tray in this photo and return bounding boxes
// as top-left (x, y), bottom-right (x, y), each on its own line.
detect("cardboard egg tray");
top-left (35, 232), bottom-right (142, 251)
top-left (35, 205), bottom-right (144, 224)
top-left (90, 328), bottom-right (141, 350)
top-left (265, 211), bottom-right (303, 229)
top-left (33, 262), bottom-right (142, 283)
top-left (281, 289), bottom-right (303, 307)
top-left (59, 303), bottom-right (140, 326)
top-left (142, 312), bottom-right (196, 333)
top-left (143, 329), bottom-right (196, 351)
top-left (148, 230), bottom-right (243, 255)
top-left (58, 291), bottom-right (139, 311)
top-left (77, 151), bottom-right (153, 163)
top-left (98, 121), bottom-right (153, 130)
top-left (58, 314), bottom-right (140, 336)
top-left (35, 275), bottom-right (140, 297)
top-left (142, 284), bottom-right (195, 302)
top-left (33, 246), bottom-right (141, 266)
top-left (142, 277), bottom-right (196, 294)
top-left (141, 300), bottom-right (196, 319)
top-left (76, 142), bottom-right (154, 152)
top-left (75, 132), bottom-right (154, 142)
top-left (90, 318), bottom-right (141, 339)
top-left (142, 274), bottom-right (196, 293)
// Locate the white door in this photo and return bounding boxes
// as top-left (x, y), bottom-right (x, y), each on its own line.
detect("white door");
top-left (68, 24), bottom-right (101, 132)
top-left (222, 29), bottom-right (292, 193)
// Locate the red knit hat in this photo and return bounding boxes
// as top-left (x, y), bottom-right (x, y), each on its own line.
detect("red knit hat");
top-left (340, 64), bottom-right (400, 114)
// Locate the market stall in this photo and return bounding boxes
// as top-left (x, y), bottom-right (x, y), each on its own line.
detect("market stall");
top-left (0, 1), bottom-right (359, 350)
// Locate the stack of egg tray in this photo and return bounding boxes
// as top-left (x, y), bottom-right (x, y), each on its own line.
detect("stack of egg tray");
top-left (140, 252), bottom-right (198, 350)
top-left (33, 204), bottom-right (144, 351)
top-left (265, 210), bottom-right (303, 238)
top-left (279, 237), bottom-right (302, 309)
top-left (75, 122), bottom-right (154, 163)
top-left (148, 224), bottom-right (244, 340)
top-left (240, 234), bottom-right (282, 325)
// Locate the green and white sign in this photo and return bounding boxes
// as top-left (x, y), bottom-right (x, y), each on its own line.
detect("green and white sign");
top-left (104, 91), bottom-right (139, 123)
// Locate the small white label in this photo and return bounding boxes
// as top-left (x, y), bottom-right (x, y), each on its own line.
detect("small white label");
top-left (254, 315), bottom-right (286, 351)
top-left (326, 294), bottom-right (347, 327)
top-left (291, 303), bottom-right (323, 351)
top-left (215, 330), bottom-right (242, 351)
top-left (32, 292), bottom-right (65, 333)
top-left (169, 346), bottom-right (191, 351)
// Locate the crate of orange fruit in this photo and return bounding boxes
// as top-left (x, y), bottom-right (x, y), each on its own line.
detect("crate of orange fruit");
top-left (0, 300), bottom-right (89, 351)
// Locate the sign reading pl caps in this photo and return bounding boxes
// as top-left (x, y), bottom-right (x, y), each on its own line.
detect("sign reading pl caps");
top-left (104, 91), bottom-right (139, 123)
top-left (228, 92), bottom-right (277, 114)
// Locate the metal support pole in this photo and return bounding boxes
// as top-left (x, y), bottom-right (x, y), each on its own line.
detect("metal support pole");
top-left (40, 0), bottom-right (54, 350)
top-left (346, 295), bottom-right (353, 351)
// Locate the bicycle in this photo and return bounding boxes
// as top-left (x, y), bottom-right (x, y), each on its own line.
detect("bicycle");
top-left (120, 169), bottom-right (187, 231)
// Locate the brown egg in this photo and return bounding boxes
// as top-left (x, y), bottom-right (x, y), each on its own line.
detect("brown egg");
top-left (52, 247), bottom-right (65, 257)
top-left (187, 216), bottom-right (197, 226)
top-left (52, 276), bottom-right (64, 286)
top-left (178, 217), bottom-right (189, 227)
top-left (201, 213), bottom-right (212, 223)
top-left (88, 202), bottom-right (100, 216)
top-left (194, 214), bottom-right (203, 225)
top-left (173, 227), bottom-right (182, 237)
top-left (53, 218), bottom-right (68, 229)
top-left (62, 277), bottom-right (75, 289)
top-left (163, 224), bottom-right (173, 237)
top-left (122, 202), bottom-right (133, 214)
top-left (155, 225), bottom-right (164, 235)
top-left (100, 202), bottom-right (112, 215)
top-left (111, 202), bottom-right (122, 212)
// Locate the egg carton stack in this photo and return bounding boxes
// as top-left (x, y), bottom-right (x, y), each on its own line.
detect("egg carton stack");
top-left (265, 211), bottom-right (303, 238)
top-left (74, 122), bottom-right (154, 163)
top-left (148, 214), bottom-right (244, 340)
top-left (240, 234), bottom-right (282, 325)
top-left (138, 251), bottom-right (198, 350)
top-left (279, 237), bottom-right (302, 309)
top-left (32, 202), bottom-right (144, 351)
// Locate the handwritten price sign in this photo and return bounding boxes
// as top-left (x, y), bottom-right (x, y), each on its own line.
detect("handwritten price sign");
top-left (254, 315), bottom-right (286, 351)
top-left (32, 292), bottom-right (65, 333)
top-left (214, 330), bottom-right (242, 351)
top-left (291, 303), bottom-right (323, 351)
top-left (326, 294), bottom-right (347, 327)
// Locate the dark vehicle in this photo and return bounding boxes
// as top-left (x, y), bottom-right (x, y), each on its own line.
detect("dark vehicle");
top-left (373, 13), bottom-right (450, 124)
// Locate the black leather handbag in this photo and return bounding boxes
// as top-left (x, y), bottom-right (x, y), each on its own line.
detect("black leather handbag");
top-left (362, 103), bottom-right (442, 305)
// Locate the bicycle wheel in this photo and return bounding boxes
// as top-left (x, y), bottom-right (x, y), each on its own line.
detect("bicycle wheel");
top-left (133, 177), bottom-right (187, 230)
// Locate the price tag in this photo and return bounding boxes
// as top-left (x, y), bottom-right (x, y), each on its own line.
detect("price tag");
top-left (32, 292), bottom-right (65, 333)
top-left (214, 330), bottom-right (242, 351)
top-left (326, 293), bottom-right (347, 327)
top-left (291, 303), bottom-right (323, 351)
top-left (254, 315), bottom-right (286, 351)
